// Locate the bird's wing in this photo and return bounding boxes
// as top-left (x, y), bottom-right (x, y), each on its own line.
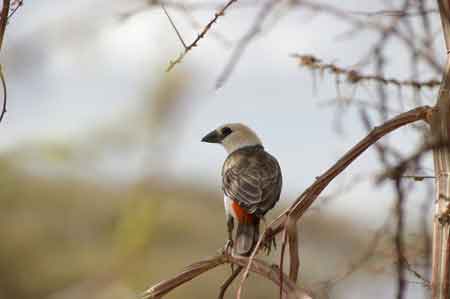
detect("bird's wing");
top-left (222, 148), bottom-right (282, 217)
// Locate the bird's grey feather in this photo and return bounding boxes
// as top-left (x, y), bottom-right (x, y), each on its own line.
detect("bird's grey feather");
top-left (222, 145), bottom-right (282, 217)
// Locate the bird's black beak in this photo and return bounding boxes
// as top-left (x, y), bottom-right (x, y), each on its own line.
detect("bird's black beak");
top-left (201, 130), bottom-right (222, 143)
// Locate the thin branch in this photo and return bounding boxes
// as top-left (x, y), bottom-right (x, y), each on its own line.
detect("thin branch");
top-left (0, 0), bottom-right (10, 123)
top-left (7, 0), bottom-right (21, 19)
top-left (165, 0), bottom-right (238, 71)
top-left (401, 255), bottom-right (431, 288)
top-left (0, 65), bottom-right (7, 123)
top-left (401, 175), bottom-right (435, 181)
top-left (215, 0), bottom-right (279, 88)
top-left (142, 253), bottom-right (313, 299)
top-left (289, 0), bottom-right (443, 73)
top-left (0, 0), bottom-right (10, 51)
top-left (218, 266), bottom-right (242, 299)
top-left (394, 177), bottom-right (406, 299)
top-left (292, 54), bottom-right (441, 89)
top-left (161, 4), bottom-right (187, 49)
top-left (236, 230), bottom-right (267, 299)
top-left (348, 9), bottom-right (438, 17)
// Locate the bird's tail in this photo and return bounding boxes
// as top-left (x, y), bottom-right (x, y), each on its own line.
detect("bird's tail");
top-left (234, 219), bottom-right (260, 256)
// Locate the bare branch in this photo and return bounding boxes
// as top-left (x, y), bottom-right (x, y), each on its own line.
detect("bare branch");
top-left (292, 54), bottom-right (441, 89)
top-left (215, 0), bottom-right (279, 88)
top-left (142, 253), bottom-right (313, 299)
top-left (165, 0), bottom-right (238, 71)
top-left (0, 0), bottom-right (10, 123)
top-left (0, 65), bottom-right (7, 123)
top-left (394, 177), bottom-right (406, 299)
top-left (161, 4), bottom-right (187, 49)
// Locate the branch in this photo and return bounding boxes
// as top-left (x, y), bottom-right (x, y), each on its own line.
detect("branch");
top-left (394, 177), bottom-right (406, 299)
top-left (165, 0), bottom-right (238, 71)
top-left (292, 54), bottom-right (440, 89)
top-left (0, 0), bottom-right (10, 51)
top-left (289, 0), bottom-right (443, 73)
top-left (431, 1), bottom-right (450, 298)
top-left (143, 106), bottom-right (431, 298)
top-left (0, 0), bottom-right (10, 123)
top-left (266, 105), bottom-right (432, 235)
top-left (142, 252), bottom-right (313, 299)
top-left (259, 105), bottom-right (432, 281)
top-left (215, 0), bottom-right (279, 88)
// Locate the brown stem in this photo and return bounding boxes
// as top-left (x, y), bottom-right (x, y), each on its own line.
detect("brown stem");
top-left (431, 2), bottom-right (450, 298)
top-left (0, 0), bottom-right (10, 51)
top-left (0, 0), bottom-right (9, 123)
top-left (260, 105), bottom-right (431, 281)
top-left (142, 253), bottom-right (313, 299)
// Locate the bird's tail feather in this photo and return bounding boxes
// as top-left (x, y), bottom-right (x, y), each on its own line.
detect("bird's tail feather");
top-left (234, 219), bottom-right (259, 256)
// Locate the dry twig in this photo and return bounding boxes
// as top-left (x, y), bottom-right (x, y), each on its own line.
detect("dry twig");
top-left (142, 252), bottom-right (313, 299)
top-left (0, 0), bottom-right (10, 123)
top-left (164, 0), bottom-right (238, 71)
top-left (292, 54), bottom-right (441, 90)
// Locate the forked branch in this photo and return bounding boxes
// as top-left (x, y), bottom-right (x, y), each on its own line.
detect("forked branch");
top-left (164, 0), bottom-right (238, 71)
top-left (142, 252), bottom-right (313, 299)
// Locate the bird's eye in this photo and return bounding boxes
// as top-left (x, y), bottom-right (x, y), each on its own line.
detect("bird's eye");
top-left (221, 127), bottom-right (232, 136)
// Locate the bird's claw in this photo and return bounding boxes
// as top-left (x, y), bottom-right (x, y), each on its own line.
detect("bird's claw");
top-left (224, 239), bottom-right (234, 254)
top-left (263, 228), bottom-right (277, 255)
top-left (224, 239), bottom-right (234, 272)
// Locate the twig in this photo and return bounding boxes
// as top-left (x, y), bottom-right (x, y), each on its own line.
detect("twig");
top-left (0, 65), bottom-right (7, 123)
top-left (289, 0), bottom-right (443, 73)
top-left (394, 177), bottom-right (406, 299)
top-left (292, 54), bottom-right (441, 89)
top-left (142, 252), bottom-right (313, 299)
top-left (218, 266), bottom-right (242, 299)
top-left (7, 0), bottom-right (21, 19)
top-left (401, 255), bottom-right (430, 288)
top-left (0, 0), bottom-right (10, 123)
top-left (236, 230), bottom-right (267, 299)
top-left (0, 0), bottom-right (10, 51)
top-left (215, 0), bottom-right (279, 88)
top-left (161, 4), bottom-right (187, 49)
top-left (348, 9), bottom-right (438, 17)
top-left (401, 175), bottom-right (435, 181)
top-left (165, 0), bottom-right (238, 71)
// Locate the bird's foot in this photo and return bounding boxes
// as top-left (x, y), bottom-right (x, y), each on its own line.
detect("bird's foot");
top-left (262, 227), bottom-right (277, 255)
top-left (224, 239), bottom-right (235, 272)
top-left (224, 239), bottom-right (234, 255)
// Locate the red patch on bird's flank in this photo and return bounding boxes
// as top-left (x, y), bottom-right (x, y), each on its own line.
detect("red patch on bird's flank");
top-left (232, 200), bottom-right (254, 224)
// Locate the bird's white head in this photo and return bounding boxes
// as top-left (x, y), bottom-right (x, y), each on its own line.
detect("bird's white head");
top-left (201, 123), bottom-right (262, 154)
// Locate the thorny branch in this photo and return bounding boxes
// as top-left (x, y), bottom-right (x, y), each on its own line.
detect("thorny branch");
top-left (164, 0), bottom-right (238, 71)
top-left (292, 54), bottom-right (441, 90)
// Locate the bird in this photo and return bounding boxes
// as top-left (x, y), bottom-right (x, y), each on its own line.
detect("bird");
top-left (201, 123), bottom-right (282, 256)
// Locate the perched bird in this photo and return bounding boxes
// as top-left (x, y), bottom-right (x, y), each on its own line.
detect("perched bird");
top-left (201, 123), bottom-right (282, 256)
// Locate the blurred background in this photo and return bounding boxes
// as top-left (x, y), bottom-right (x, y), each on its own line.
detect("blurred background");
top-left (0, 0), bottom-right (443, 298)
